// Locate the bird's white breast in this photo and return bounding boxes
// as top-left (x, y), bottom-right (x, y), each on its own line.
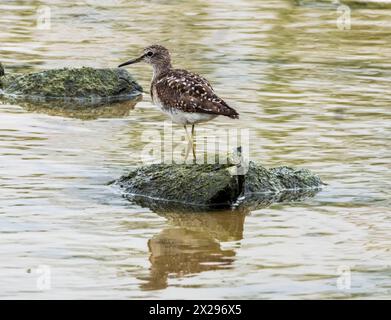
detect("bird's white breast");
top-left (151, 86), bottom-right (216, 125)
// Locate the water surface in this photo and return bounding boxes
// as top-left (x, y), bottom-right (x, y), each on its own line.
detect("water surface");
top-left (0, 0), bottom-right (390, 299)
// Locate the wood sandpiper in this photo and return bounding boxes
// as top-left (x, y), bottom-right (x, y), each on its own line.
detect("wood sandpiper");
top-left (119, 44), bottom-right (239, 159)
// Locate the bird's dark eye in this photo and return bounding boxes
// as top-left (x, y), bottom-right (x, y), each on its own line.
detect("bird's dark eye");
top-left (146, 51), bottom-right (153, 57)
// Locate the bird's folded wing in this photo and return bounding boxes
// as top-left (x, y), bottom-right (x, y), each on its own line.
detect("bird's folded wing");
top-left (155, 71), bottom-right (239, 118)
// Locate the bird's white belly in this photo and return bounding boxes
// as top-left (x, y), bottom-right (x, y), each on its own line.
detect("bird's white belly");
top-left (167, 108), bottom-right (217, 125)
top-left (153, 96), bottom-right (217, 125)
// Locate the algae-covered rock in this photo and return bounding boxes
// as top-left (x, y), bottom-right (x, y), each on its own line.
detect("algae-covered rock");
top-left (243, 163), bottom-right (323, 193)
top-left (113, 161), bottom-right (324, 210)
top-left (0, 64), bottom-right (142, 106)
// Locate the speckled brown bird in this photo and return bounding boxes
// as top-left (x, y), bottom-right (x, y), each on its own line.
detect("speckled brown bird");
top-left (118, 44), bottom-right (239, 159)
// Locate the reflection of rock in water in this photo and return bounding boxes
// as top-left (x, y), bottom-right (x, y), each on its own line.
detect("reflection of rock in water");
top-left (128, 186), bottom-right (321, 214)
top-left (159, 210), bottom-right (246, 242)
top-left (235, 188), bottom-right (321, 212)
top-left (139, 210), bottom-right (246, 291)
top-left (2, 95), bottom-right (141, 120)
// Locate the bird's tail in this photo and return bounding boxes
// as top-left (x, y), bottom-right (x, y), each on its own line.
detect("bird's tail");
top-left (227, 109), bottom-right (239, 119)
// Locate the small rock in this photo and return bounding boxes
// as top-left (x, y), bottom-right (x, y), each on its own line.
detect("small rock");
top-left (0, 65), bottom-right (142, 107)
top-left (112, 161), bottom-right (324, 210)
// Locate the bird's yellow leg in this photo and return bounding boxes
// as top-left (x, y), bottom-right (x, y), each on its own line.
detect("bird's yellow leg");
top-left (191, 124), bottom-right (196, 160)
top-left (184, 125), bottom-right (192, 161)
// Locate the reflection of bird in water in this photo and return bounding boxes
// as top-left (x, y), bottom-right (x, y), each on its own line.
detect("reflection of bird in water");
top-left (140, 228), bottom-right (236, 291)
top-left (119, 45), bottom-right (239, 160)
top-left (138, 210), bottom-right (246, 291)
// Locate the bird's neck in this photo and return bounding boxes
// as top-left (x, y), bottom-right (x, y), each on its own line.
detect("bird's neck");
top-left (152, 62), bottom-right (172, 82)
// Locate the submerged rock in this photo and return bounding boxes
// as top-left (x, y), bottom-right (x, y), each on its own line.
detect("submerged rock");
top-left (112, 161), bottom-right (324, 210)
top-left (0, 63), bottom-right (142, 107)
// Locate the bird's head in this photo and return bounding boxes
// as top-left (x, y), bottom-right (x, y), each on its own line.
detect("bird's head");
top-left (118, 45), bottom-right (171, 69)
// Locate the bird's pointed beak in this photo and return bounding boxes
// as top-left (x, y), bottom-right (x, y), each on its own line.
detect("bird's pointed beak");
top-left (118, 54), bottom-right (146, 68)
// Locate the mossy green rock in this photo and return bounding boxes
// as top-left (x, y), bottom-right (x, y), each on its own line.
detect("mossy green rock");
top-left (0, 64), bottom-right (142, 105)
top-left (113, 162), bottom-right (324, 210)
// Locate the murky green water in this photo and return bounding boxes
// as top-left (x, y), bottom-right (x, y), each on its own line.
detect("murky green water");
top-left (0, 0), bottom-right (390, 299)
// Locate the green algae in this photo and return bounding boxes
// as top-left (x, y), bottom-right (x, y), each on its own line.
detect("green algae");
top-left (115, 163), bottom-right (240, 207)
top-left (113, 161), bottom-right (324, 210)
top-left (0, 66), bottom-right (142, 106)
